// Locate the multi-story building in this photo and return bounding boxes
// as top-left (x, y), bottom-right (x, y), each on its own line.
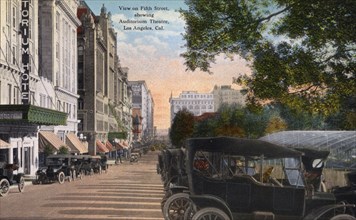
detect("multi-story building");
top-left (212, 85), bottom-right (246, 110)
top-left (77, 2), bottom-right (129, 155)
top-left (38, 0), bottom-right (81, 138)
top-left (169, 91), bottom-right (214, 125)
top-left (129, 80), bottom-right (154, 143)
top-left (0, 0), bottom-right (71, 176)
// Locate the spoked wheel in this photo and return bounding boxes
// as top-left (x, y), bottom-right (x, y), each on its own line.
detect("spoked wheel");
top-left (57, 172), bottom-right (65, 184)
top-left (18, 176), bottom-right (25, 192)
top-left (0, 179), bottom-right (10, 197)
top-left (192, 207), bottom-right (230, 220)
top-left (163, 193), bottom-right (192, 220)
top-left (330, 214), bottom-right (356, 220)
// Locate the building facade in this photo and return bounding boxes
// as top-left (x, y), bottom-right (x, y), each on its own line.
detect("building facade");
top-left (0, 0), bottom-right (70, 176)
top-left (129, 80), bottom-right (154, 143)
top-left (212, 85), bottom-right (246, 110)
top-left (38, 0), bottom-right (81, 137)
top-left (169, 91), bottom-right (214, 125)
top-left (77, 2), bottom-right (130, 155)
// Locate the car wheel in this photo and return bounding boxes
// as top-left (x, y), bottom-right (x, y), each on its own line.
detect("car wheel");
top-left (330, 214), bottom-right (356, 220)
top-left (57, 172), bottom-right (65, 184)
top-left (192, 207), bottom-right (230, 220)
top-left (99, 166), bottom-right (102, 174)
top-left (90, 168), bottom-right (94, 176)
top-left (18, 176), bottom-right (25, 192)
top-left (163, 193), bottom-right (192, 220)
top-left (0, 179), bottom-right (10, 197)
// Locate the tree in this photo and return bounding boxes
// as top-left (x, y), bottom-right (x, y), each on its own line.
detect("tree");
top-left (169, 109), bottom-right (195, 147)
top-left (181, 0), bottom-right (356, 116)
top-left (58, 146), bottom-right (69, 155)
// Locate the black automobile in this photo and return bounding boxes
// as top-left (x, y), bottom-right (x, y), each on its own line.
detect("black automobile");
top-left (332, 171), bottom-right (356, 214)
top-left (0, 155), bottom-right (25, 197)
top-left (168, 137), bottom-right (355, 220)
top-left (35, 154), bottom-right (74, 184)
top-left (160, 148), bottom-right (189, 217)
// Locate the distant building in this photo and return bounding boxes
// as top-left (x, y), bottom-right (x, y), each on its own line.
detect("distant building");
top-left (212, 85), bottom-right (245, 110)
top-left (169, 91), bottom-right (214, 125)
top-left (129, 81), bottom-right (155, 143)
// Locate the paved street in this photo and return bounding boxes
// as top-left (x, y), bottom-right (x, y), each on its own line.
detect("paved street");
top-left (0, 151), bottom-right (164, 220)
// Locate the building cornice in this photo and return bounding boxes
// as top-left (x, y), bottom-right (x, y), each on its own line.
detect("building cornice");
top-left (56, 0), bottom-right (81, 27)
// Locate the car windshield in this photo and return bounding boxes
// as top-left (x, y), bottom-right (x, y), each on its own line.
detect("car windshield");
top-left (284, 157), bottom-right (305, 187)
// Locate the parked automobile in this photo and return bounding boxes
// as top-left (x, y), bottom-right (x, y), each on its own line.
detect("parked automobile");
top-left (0, 155), bottom-right (25, 197)
top-left (91, 156), bottom-right (103, 174)
top-left (100, 155), bottom-right (108, 173)
top-left (332, 171), bottom-right (356, 214)
top-left (35, 154), bottom-right (74, 184)
top-left (161, 148), bottom-right (189, 217)
top-left (167, 137), bottom-right (355, 220)
top-left (76, 155), bottom-right (94, 176)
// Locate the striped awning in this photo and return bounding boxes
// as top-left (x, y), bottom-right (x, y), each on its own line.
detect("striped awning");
top-left (39, 131), bottom-right (68, 151)
top-left (105, 141), bottom-right (113, 151)
top-left (0, 139), bottom-right (11, 149)
top-left (96, 140), bottom-right (109, 153)
top-left (66, 133), bottom-right (88, 154)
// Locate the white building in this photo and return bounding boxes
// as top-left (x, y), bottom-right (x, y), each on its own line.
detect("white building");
top-left (38, 0), bottom-right (81, 138)
top-left (169, 91), bottom-right (214, 124)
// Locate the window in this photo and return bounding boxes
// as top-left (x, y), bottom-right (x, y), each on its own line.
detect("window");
top-left (12, 7), bottom-right (16, 28)
top-left (12, 46), bottom-right (16, 65)
top-left (56, 12), bottom-right (60, 30)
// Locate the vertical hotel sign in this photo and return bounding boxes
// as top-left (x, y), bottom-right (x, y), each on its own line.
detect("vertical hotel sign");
top-left (21, 0), bottom-right (30, 104)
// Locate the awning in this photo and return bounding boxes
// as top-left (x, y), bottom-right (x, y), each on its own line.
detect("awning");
top-left (0, 139), bottom-right (11, 149)
top-left (96, 140), bottom-right (109, 153)
top-left (105, 141), bottom-right (113, 151)
top-left (66, 133), bottom-right (88, 154)
top-left (39, 131), bottom-right (68, 151)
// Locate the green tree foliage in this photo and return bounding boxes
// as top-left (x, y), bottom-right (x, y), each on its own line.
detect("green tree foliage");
top-left (265, 115), bottom-right (287, 134)
top-left (43, 145), bottom-right (54, 156)
top-left (58, 146), bottom-right (69, 155)
top-left (169, 109), bottom-right (195, 147)
top-left (181, 0), bottom-right (356, 116)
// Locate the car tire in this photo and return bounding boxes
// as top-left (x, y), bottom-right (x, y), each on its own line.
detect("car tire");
top-left (58, 172), bottom-right (65, 184)
top-left (192, 207), bottom-right (230, 220)
top-left (72, 170), bottom-right (76, 181)
top-left (330, 214), bottom-right (356, 220)
top-left (163, 193), bottom-right (191, 220)
top-left (18, 176), bottom-right (25, 192)
top-left (0, 178), bottom-right (10, 197)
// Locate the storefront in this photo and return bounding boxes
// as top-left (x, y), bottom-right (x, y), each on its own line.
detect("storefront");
top-left (0, 105), bottom-right (67, 177)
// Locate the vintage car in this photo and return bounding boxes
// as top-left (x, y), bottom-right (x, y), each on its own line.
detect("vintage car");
top-left (91, 155), bottom-right (104, 174)
top-left (332, 171), bottom-right (356, 213)
top-left (35, 154), bottom-right (74, 184)
top-left (164, 137), bottom-right (355, 220)
top-left (100, 155), bottom-right (109, 173)
top-left (160, 148), bottom-right (189, 216)
top-left (75, 155), bottom-right (94, 175)
top-left (0, 155), bottom-right (25, 197)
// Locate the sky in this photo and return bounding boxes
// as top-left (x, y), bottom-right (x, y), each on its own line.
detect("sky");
top-left (85, 0), bottom-right (251, 131)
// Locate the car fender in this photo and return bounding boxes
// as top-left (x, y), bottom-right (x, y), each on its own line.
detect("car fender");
top-left (303, 204), bottom-right (356, 220)
top-left (190, 194), bottom-right (233, 220)
top-left (13, 173), bottom-right (24, 182)
top-left (170, 185), bottom-right (189, 194)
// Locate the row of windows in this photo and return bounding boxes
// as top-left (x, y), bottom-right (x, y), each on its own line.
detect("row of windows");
top-left (174, 101), bottom-right (213, 105)
top-left (175, 105), bottom-right (213, 110)
top-left (181, 94), bottom-right (213, 99)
